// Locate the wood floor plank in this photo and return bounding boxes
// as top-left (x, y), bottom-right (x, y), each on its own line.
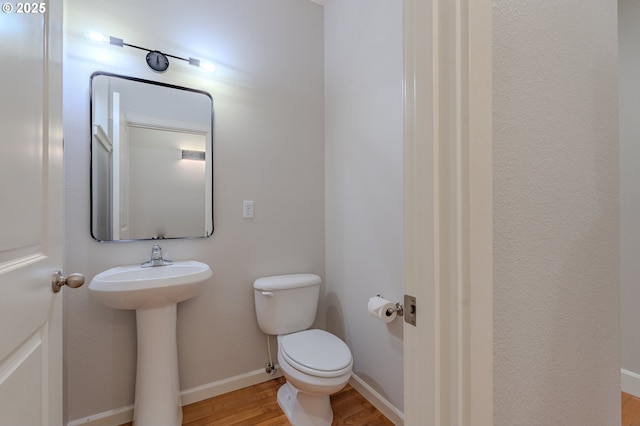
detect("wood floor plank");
top-left (120, 377), bottom-right (393, 426)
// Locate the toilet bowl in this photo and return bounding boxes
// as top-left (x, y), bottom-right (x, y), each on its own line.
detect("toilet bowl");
top-left (276, 330), bottom-right (352, 425)
top-left (253, 274), bottom-right (353, 426)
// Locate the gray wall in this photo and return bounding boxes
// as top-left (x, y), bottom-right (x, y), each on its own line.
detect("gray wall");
top-left (493, 0), bottom-right (620, 424)
top-left (64, 0), bottom-right (325, 421)
top-left (324, 0), bottom-right (404, 411)
top-left (620, 0), bottom-right (640, 388)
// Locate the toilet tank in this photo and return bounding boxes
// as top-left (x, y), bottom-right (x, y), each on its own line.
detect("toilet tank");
top-left (253, 274), bottom-right (321, 335)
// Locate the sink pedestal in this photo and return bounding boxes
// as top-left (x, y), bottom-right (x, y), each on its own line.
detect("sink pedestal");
top-left (133, 304), bottom-right (182, 426)
top-left (88, 260), bottom-right (212, 426)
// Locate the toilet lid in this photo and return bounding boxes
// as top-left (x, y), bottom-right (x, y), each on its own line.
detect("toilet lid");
top-left (280, 329), bottom-right (352, 378)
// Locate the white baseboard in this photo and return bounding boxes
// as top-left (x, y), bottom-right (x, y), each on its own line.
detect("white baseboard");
top-left (67, 368), bottom-right (282, 426)
top-left (67, 405), bottom-right (134, 426)
top-left (349, 373), bottom-right (404, 426)
top-left (67, 368), bottom-right (404, 426)
top-left (181, 367), bottom-right (283, 406)
top-left (622, 368), bottom-right (640, 398)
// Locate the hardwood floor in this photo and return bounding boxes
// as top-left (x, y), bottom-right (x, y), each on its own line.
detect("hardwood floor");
top-left (118, 386), bottom-right (640, 425)
top-left (623, 392), bottom-right (640, 426)
top-left (116, 389), bottom-right (640, 425)
top-left (120, 377), bottom-right (393, 426)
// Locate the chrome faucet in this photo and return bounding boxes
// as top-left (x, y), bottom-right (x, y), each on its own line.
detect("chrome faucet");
top-left (141, 244), bottom-right (173, 267)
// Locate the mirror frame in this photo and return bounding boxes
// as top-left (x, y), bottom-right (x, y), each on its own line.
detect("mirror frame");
top-left (89, 71), bottom-right (214, 242)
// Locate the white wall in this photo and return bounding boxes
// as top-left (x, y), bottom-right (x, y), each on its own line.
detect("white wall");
top-left (619, 0), bottom-right (640, 394)
top-left (324, 0), bottom-right (404, 412)
top-left (127, 128), bottom-right (206, 239)
top-left (63, 0), bottom-right (324, 422)
top-left (493, 0), bottom-right (620, 424)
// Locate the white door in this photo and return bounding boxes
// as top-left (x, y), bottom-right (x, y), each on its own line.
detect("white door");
top-left (0, 0), bottom-right (66, 425)
top-left (403, 0), bottom-right (493, 424)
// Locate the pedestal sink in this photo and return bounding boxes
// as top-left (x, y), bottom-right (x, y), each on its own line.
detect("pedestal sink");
top-left (89, 260), bottom-right (212, 426)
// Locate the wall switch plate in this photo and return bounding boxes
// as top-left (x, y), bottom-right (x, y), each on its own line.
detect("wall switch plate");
top-left (243, 200), bottom-right (254, 218)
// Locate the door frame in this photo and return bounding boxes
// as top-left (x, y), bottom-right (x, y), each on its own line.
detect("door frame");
top-left (403, 0), bottom-right (492, 424)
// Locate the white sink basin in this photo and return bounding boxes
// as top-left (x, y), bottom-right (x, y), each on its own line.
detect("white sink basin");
top-left (89, 260), bottom-right (212, 310)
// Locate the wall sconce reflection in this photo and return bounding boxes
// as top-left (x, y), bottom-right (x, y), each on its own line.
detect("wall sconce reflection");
top-left (181, 150), bottom-right (206, 161)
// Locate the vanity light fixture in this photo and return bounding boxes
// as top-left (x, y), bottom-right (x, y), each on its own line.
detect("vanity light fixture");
top-left (86, 31), bottom-right (216, 73)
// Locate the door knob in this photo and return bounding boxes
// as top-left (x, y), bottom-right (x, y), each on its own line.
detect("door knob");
top-left (52, 271), bottom-right (85, 293)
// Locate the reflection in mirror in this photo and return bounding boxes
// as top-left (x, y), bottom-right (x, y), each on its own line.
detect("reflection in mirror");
top-left (90, 72), bottom-right (213, 241)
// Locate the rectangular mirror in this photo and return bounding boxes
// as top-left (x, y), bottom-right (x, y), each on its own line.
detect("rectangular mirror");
top-left (90, 72), bottom-right (213, 241)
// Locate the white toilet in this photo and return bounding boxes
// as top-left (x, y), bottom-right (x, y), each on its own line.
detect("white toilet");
top-left (253, 273), bottom-right (353, 426)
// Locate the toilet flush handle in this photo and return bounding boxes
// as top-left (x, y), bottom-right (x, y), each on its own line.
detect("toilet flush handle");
top-left (261, 291), bottom-right (274, 297)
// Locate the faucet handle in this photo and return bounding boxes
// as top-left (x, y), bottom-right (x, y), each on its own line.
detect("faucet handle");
top-left (141, 244), bottom-right (172, 267)
top-left (151, 244), bottom-right (162, 260)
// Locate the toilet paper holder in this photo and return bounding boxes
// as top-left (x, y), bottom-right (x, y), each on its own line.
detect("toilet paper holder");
top-left (377, 294), bottom-right (404, 317)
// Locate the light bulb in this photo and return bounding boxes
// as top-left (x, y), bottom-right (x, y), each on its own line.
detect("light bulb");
top-left (200, 61), bottom-right (216, 72)
top-left (199, 61), bottom-right (216, 72)
top-left (188, 58), bottom-right (216, 73)
top-left (86, 31), bottom-right (109, 43)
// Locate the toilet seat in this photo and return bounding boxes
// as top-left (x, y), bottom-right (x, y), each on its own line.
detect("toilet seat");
top-left (280, 329), bottom-right (352, 378)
